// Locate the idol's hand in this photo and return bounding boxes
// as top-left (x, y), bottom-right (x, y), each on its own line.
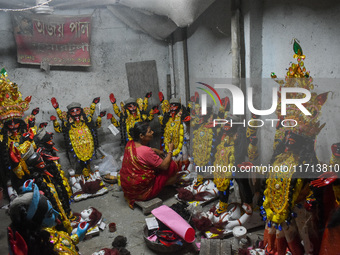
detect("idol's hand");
top-left (76, 222), bottom-right (89, 242)
top-left (31, 107), bottom-right (40, 116)
top-left (109, 93), bottom-right (116, 104)
top-left (107, 113), bottom-right (113, 119)
top-left (93, 97), bottom-right (100, 104)
top-left (158, 92), bottom-right (164, 103)
top-left (310, 172), bottom-right (337, 188)
top-left (51, 97), bottom-right (59, 109)
top-left (99, 111), bottom-right (106, 117)
top-left (152, 105), bottom-right (159, 114)
top-left (8, 227), bottom-right (28, 255)
top-left (39, 122), bottom-right (48, 128)
top-left (145, 92), bottom-right (152, 98)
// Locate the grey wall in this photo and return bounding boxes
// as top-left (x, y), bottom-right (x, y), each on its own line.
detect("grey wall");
top-left (260, 0), bottom-right (340, 163)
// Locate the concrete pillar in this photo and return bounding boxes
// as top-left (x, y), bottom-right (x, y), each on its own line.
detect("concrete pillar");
top-left (169, 29), bottom-right (189, 104)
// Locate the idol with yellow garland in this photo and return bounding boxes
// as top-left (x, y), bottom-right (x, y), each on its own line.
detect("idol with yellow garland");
top-left (157, 93), bottom-right (191, 174)
top-left (0, 68), bottom-right (44, 199)
top-left (206, 111), bottom-right (259, 222)
top-left (261, 40), bottom-right (328, 255)
top-left (34, 127), bottom-right (73, 200)
top-left (188, 91), bottom-right (201, 127)
top-left (176, 100), bottom-right (218, 204)
top-left (8, 180), bottom-right (88, 255)
top-left (50, 98), bottom-right (108, 202)
top-left (50, 97), bottom-right (106, 179)
top-left (186, 95), bottom-right (258, 238)
top-left (107, 92), bottom-right (158, 146)
top-left (33, 127), bottom-right (74, 223)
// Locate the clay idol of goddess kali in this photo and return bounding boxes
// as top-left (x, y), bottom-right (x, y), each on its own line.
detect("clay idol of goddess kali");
top-left (157, 93), bottom-right (191, 174)
top-left (50, 97), bottom-right (108, 201)
top-left (0, 68), bottom-right (38, 199)
top-left (261, 40), bottom-right (329, 255)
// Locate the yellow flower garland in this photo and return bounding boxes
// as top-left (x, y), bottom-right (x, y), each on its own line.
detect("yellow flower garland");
top-left (262, 152), bottom-right (303, 224)
top-left (164, 117), bottom-right (184, 156)
top-left (192, 126), bottom-right (213, 166)
top-left (69, 122), bottom-right (94, 162)
top-left (213, 142), bottom-right (234, 191)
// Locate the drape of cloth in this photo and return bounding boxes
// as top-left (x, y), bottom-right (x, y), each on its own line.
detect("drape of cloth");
top-left (49, 0), bottom-right (216, 40)
top-left (120, 141), bottom-right (178, 208)
top-left (147, 160), bottom-right (178, 199)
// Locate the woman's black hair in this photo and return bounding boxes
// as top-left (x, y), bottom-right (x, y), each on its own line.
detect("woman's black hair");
top-left (129, 122), bottom-right (150, 141)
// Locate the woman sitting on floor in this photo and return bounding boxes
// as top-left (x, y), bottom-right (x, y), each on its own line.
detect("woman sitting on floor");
top-left (120, 122), bottom-right (179, 208)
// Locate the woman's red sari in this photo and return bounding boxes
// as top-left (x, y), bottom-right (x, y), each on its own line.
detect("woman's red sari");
top-left (120, 141), bottom-right (178, 208)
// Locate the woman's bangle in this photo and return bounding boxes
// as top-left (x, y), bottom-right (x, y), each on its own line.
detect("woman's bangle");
top-left (168, 151), bottom-right (173, 154)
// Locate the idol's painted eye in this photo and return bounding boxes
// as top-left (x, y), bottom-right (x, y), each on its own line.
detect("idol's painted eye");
top-left (8, 123), bottom-right (18, 129)
top-left (70, 108), bottom-right (81, 116)
top-left (126, 103), bottom-right (137, 112)
top-left (170, 104), bottom-right (179, 111)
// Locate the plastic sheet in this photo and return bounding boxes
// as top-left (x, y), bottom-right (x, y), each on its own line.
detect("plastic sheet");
top-left (152, 205), bottom-right (195, 243)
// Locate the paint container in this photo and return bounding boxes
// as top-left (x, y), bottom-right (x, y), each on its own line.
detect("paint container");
top-left (109, 222), bottom-right (116, 232)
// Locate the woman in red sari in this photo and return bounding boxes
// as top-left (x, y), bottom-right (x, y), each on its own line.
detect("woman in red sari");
top-left (120, 122), bottom-right (179, 208)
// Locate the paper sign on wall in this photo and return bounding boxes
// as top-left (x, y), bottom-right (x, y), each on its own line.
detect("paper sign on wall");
top-left (12, 13), bottom-right (92, 66)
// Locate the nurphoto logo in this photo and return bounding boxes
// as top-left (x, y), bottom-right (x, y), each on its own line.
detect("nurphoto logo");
top-left (197, 82), bottom-right (311, 128)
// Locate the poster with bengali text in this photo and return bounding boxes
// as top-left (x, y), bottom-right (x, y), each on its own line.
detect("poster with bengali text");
top-left (12, 13), bottom-right (91, 66)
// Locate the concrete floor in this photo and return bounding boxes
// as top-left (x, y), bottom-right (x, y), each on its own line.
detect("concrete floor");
top-left (0, 183), bottom-right (265, 255)
top-left (73, 184), bottom-right (200, 255)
